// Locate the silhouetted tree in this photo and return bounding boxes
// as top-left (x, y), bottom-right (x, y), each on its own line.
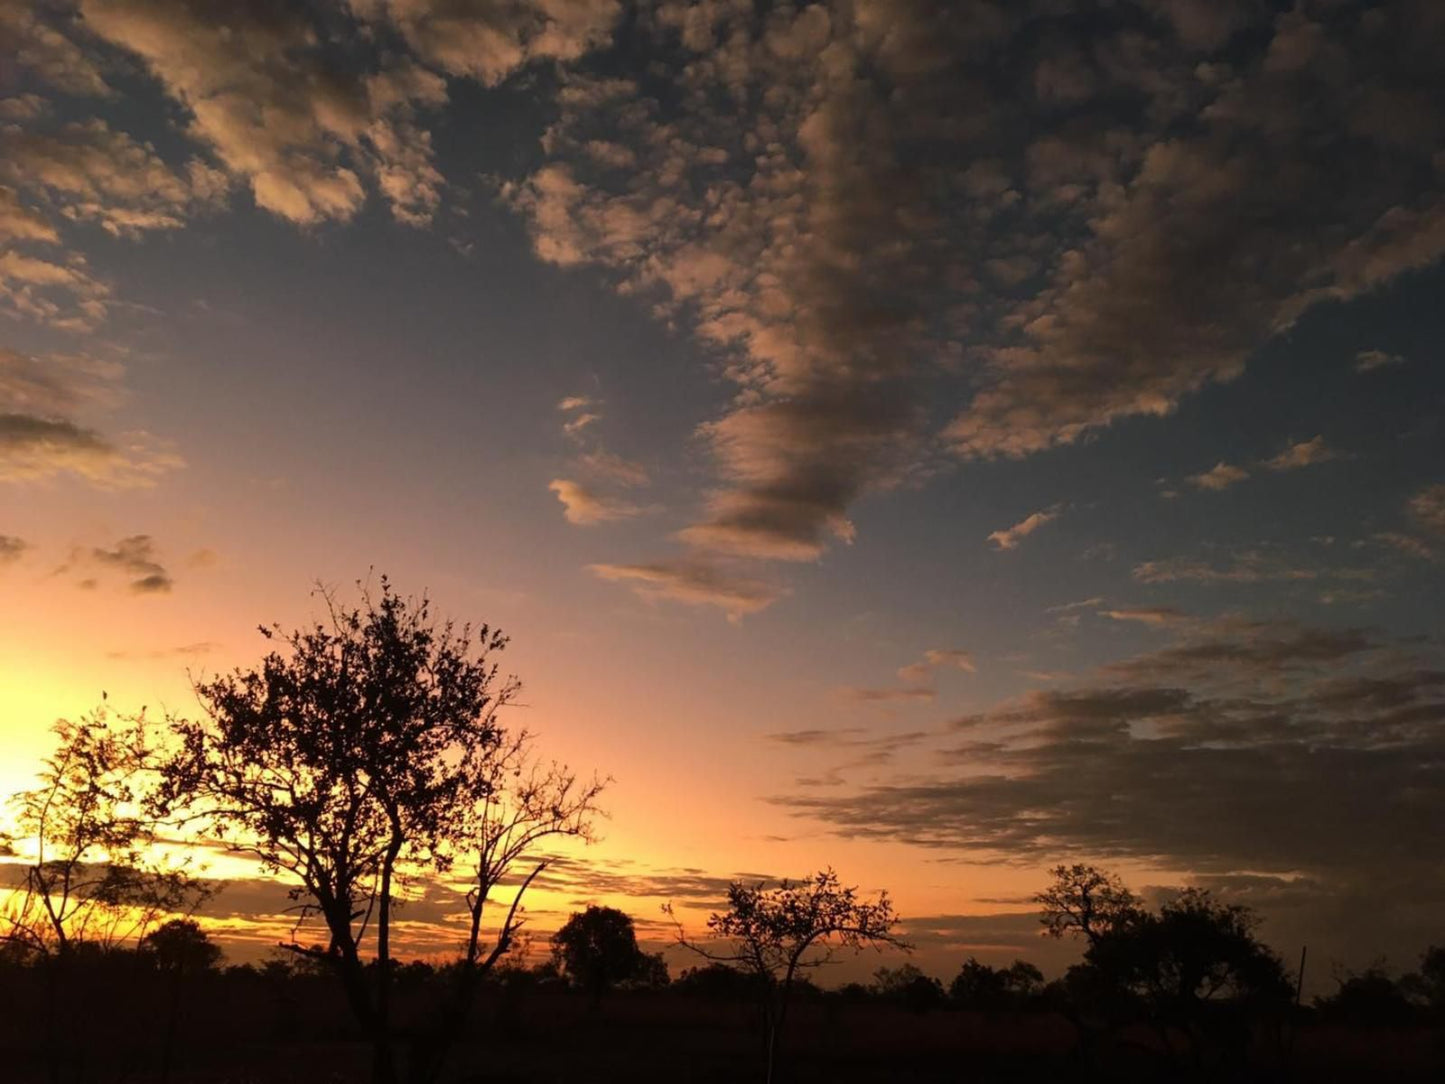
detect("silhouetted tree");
top-left (153, 578), bottom-right (604, 1084)
top-left (628, 950), bottom-right (671, 990)
top-left (1317, 961), bottom-right (1417, 1025)
top-left (1038, 867), bottom-right (1294, 1070)
top-left (670, 869), bottom-right (905, 1083)
top-left (140, 920), bottom-right (222, 1083)
top-left (873, 963), bottom-right (945, 1013)
top-left (1, 709), bottom-right (207, 1084)
top-left (673, 961), bottom-right (753, 998)
top-left (1404, 945), bottom-right (1445, 1016)
top-left (1086, 889), bottom-right (1291, 1009)
top-left (551, 905), bottom-right (648, 1004)
top-left (139, 918), bottom-right (222, 976)
top-left (1035, 863), bottom-right (1140, 946)
top-left (949, 957), bottom-right (1044, 1010)
top-left (1, 709), bottom-right (205, 960)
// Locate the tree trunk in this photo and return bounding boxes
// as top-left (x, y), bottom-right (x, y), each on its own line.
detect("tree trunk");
top-left (373, 829), bottom-right (404, 1084)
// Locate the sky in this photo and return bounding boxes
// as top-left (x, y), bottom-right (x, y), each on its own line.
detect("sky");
top-left (1, 0), bottom-right (1443, 987)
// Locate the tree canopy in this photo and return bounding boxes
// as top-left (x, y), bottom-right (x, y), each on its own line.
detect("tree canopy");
top-left (152, 578), bottom-right (604, 1084)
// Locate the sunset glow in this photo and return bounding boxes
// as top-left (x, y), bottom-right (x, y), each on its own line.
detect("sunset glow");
top-left (3, 0), bottom-right (1443, 1008)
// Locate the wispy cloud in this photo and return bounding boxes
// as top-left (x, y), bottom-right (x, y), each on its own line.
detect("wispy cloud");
top-left (1355, 349), bottom-right (1405, 372)
top-left (988, 508), bottom-right (1060, 551)
top-left (1264, 436), bottom-right (1337, 472)
top-left (839, 686), bottom-right (937, 705)
top-left (1410, 483), bottom-right (1445, 535)
top-left (898, 648), bottom-right (975, 682)
top-left (588, 559), bottom-right (783, 621)
top-left (1187, 461), bottom-right (1250, 491)
top-left (548, 478), bottom-right (644, 526)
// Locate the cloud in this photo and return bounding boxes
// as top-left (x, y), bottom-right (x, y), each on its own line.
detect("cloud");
top-left (1409, 483), bottom-right (1445, 535)
top-left (89, 534), bottom-right (173, 593)
top-left (898, 648), bottom-right (975, 682)
top-left (1368, 532), bottom-right (1434, 560)
top-left (771, 618), bottom-right (1445, 965)
top-left (987, 507), bottom-right (1060, 551)
top-left (1132, 548), bottom-right (1376, 585)
top-left (0, 247), bottom-right (111, 330)
top-left (0, 534), bottom-right (27, 564)
top-left (0, 185), bottom-right (60, 244)
top-left (75, 0), bottom-right (442, 226)
top-left (1099, 606), bottom-right (1192, 627)
top-left (1264, 435), bottom-right (1336, 471)
top-left (504, 2), bottom-right (963, 569)
top-left (766, 724), bottom-right (931, 790)
top-left (577, 449), bottom-right (648, 487)
top-left (767, 728), bottom-right (867, 746)
top-left (360, 0), bottom-right (622, 85)
top-left (0, 413), bottom-right (182, 486)
top-left (0, 0), bottom-right (110, 97)
top-left (563, 412), bottom-right (599, 438)
top-left (587, 558), bottom-right (783, 620)
top-left (1187, 461), bottom-right (1250, 491)
top-left (840, 686), bottom-right (937, 705)
top-left (1354, 349), bottom-right (1405, 372)
top-left (0, 119), bottom-right (228, 236)
top-left (548, 477), bottom-right (643, 525)
top-left (105, 641), bottom-right (217, 660)
top-left (0, 347), bottom-right (182, 486)
top-left (945, 4), bottom-right (1445, 460)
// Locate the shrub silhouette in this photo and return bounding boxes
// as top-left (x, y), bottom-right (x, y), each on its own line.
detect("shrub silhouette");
top-left (551, 905), bottom-right (652, 1004)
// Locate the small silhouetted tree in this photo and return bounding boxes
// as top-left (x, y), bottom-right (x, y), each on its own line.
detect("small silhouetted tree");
top-left (1317, 961), bottom-right (1417, 1024)
top-left (950, 957), bottom-right (1044, 1010)
top-left (1035, 863), bottom-right (1141, 946)
top-left (551, 905), bottom-right (647, 1004)
top-left (1, 710), bottom-right (205, 960)
top-left (873, 963), bottom-right (945, 1013)
top-left (1, 709), bottom-right (207, 1083)
top-left (140, 919), bottom-right (222, 1083)
top-left (669, 869), bottom-right (905, 1083)
top-left (1405, 946), bottom-right (1445, 1016)
top-left (630, 950), bottom-right (671, 989)
top-left (140, 918), bottom-right (222, 976)
top-left (153, 579), bottom-right (604, 1084)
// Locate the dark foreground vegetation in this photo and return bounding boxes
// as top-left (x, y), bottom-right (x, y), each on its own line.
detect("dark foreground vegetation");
top-left (1, 932), bottom-right (1442, 1084)
top-left (3, 578), bottom-right (1443, 1082)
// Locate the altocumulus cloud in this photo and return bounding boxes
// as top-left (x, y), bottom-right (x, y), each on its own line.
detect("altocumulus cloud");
top-left (501, 0), bottom-right (1445, 611)
top-left (6, 1), bottom-right (1444, 616)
